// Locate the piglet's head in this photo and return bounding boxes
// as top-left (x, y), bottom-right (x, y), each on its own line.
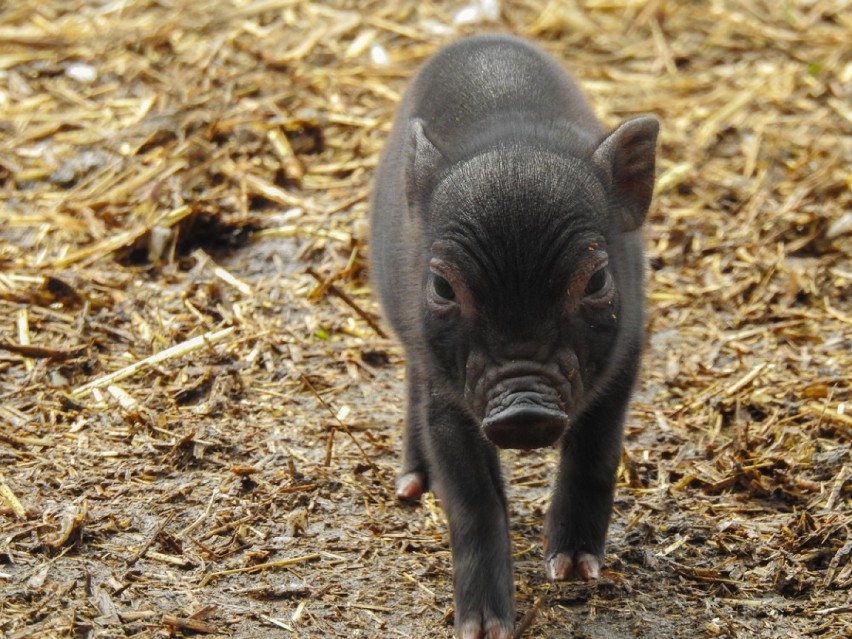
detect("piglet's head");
top-left (406, 117), bottom-right (658, 449)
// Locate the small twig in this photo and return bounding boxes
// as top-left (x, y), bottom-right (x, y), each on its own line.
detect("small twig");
top-left (145, 550), bottom-right (194, 568)
top-left (300, 374), bottom-right (389, 493)
top-left (513, 597), bottom-right (543, 639)
top-left (720, 361), bottom-right (770, 399)
top-left (199, 553), bottom-right (321, 587)
top-left (193, 249), bottom-right (253, 296)
top-left (822, 538), bottom-right (852, 589)
top-left (162, 613), bottom-right (218, 634)
top-left (813, 605), bottom-right (852, 616)
top-left (402, 572), bottom-right (436, 599)
top-left (821, 463), bottom-right (848, 515)
top-left (178, 489), bottom-right (218, 538)
top-left (676, 361), bottom-right (770, 414)
top-left (196, 514), bottom-right (255, 542)
top-left (0, 431), bottom-right (53, 447)
top-left (347, 602), bottom-right (393, 612)
top-left (256, 613), bottom-right (293, 630)
top-left (812, 385), bottom-right (836, 434)
top-left (237, 583), bottom-right (311, 600)
top-left (126, 512), bottom-right (176, 567)
top-left (0, 342), bottom-right (88, 361)
top-left (306, 267), bottom-right (387, 338)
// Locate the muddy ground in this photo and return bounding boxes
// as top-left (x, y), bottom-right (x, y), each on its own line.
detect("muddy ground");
top-left (0, 1), bottom-right (849, 638)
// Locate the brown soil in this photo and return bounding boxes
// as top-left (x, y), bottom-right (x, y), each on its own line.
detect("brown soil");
top-left (1, 1), bottom-right (849, 638)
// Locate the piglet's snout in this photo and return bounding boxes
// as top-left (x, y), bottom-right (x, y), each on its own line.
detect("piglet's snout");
top-left (481, 372), bottom-right (570, 449)
top-left (483, 402), bottom-right (567, 449)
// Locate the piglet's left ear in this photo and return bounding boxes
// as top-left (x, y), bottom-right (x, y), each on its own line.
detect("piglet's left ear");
top-left (591, 116), bottom-right (659, 232)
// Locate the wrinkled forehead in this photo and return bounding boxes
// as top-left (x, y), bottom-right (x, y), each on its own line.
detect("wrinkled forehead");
top-left (427, 146), bottom-right (610, 316)
top-left (430, 145), bottom-right (608, 228)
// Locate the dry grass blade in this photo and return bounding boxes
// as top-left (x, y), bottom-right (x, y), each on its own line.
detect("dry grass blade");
top-left (0, 477), bottom-right (27, 519)
top-left (198, 554), bottom-right (322, 587)
top-left (70, 327), bottom-right (236, 399)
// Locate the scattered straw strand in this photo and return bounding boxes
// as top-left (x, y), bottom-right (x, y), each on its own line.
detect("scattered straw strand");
top-left (71, 327), bottom-right (235, 399)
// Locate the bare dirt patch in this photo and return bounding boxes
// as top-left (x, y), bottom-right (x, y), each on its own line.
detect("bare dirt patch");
top-left (1, 1), bottom-right (849, 638)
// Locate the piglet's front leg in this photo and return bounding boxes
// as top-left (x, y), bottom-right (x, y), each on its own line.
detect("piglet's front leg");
top-left (396, 362), bottom-right (430, 501)
top-left (426, 399), bottom-right (515, 639)
top-left (544, 368), bottom-right (635, 581)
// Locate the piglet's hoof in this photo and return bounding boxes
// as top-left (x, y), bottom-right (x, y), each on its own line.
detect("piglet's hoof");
top-left (459, 618), bottom-right (513, 639)
top-left (546, 551), bottom-right (601, 581)
top-left (395, 472), bottom-right (427, 501)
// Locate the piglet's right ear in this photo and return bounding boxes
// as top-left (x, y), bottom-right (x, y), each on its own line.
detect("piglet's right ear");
top-left (406, 119), bottom-right (444, 205)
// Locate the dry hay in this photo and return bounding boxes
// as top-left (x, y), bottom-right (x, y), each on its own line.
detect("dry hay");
top-left (0, 1), bottom-right (849, 638)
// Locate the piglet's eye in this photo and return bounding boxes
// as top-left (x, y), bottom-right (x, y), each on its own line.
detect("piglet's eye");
top-left (584, 268), bottom-right (609, 297)
top-left (432, 275), bottom-right (456, 301)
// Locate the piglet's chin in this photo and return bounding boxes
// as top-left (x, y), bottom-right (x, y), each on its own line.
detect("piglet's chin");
top-left (482, 404), bottom-right (568, 449)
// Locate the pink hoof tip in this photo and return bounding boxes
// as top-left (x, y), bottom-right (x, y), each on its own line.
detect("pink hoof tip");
top-left (576, 553), bottom-right (601, 580)
top-left (487, 623), bottom-right (513, 639)
top-left (547, 552), bottom-right (574, 581)
top-left (546, 552), bottom-right (602, 581)
top-left (458, 620), bottom-right (513, 639)
top-left (395, 472), bottom-right (425, 501)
